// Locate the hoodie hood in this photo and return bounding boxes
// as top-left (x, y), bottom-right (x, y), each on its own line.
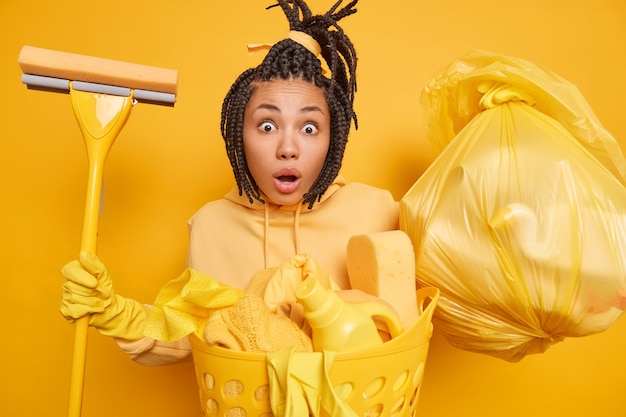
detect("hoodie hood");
top-left (224, 175), bottom-right (347, 269)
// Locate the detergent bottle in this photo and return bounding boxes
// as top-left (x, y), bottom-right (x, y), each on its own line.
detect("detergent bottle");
top-left (295, 276), bottom-right (404, 352)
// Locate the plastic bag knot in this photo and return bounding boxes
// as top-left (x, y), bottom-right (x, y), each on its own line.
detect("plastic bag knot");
top-left (478, 81), bottom-right (536, 110)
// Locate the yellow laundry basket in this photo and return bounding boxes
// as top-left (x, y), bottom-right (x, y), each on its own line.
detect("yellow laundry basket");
top-left (190, 287), bottom-right (439, 417)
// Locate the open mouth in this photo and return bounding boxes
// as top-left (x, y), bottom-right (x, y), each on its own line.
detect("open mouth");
top-left (273, 167), bottom-right (301, 194)
top-left (277, 175), bottom-right (298, 184)
top-left (274, 169), bottom-right (301, 194)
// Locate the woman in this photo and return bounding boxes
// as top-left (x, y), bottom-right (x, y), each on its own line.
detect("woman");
top-left (60, 0), bottom-right (398, 365)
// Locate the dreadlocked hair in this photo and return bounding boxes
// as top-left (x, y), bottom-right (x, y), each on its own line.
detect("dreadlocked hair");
top-left (221, 0), bottom-right (359, 208)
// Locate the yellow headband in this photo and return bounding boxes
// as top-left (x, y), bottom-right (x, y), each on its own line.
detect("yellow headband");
top-left (248, 31), bottom-right (329, 74)
top-left (286, 30), bottom-right (322, 57)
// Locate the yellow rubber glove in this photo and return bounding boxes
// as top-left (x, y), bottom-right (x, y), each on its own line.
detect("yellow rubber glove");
top-left (60, 251), bottom-right (147, 341)
top-left (267, 348), bottom-right (358, 417)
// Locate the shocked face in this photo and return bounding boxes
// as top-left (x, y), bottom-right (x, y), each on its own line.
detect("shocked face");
top-left (243, 78), bottom-right (331, 206)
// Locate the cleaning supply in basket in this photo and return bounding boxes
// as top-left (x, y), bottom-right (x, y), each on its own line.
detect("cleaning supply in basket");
top-left (246, 253), bottom-right (340, 332)
top-left (347, 230), bottom-right (420, 329)
top-left (203, 293), bottom-right (313, 352)
top-left (144, 268), bottom-right (243, 343)
top-left (296, 276), bottom-right (404, 352)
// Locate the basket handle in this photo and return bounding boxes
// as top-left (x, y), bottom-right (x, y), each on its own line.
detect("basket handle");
top-left (416, 286), bottom-right (440, 317)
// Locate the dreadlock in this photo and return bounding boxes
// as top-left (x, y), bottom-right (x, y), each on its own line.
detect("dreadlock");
top-left (221, 0), bottom-right (359, 208)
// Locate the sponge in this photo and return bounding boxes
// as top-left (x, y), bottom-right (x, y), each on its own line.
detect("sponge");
top-left (18, 45), bottom-right (178, 94)
top-left (346, 230), bottom-right (419, 329)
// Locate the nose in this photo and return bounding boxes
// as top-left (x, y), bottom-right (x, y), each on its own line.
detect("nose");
top-left (277, 131), bottom-right (299, 160)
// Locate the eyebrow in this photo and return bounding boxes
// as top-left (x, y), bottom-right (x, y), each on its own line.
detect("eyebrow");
top-left (300, 105), bottom-right (326, 114)
top-left (252, 103), bottom-right (326, 115)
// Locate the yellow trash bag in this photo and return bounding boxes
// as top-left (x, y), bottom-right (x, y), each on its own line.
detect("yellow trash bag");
top-left (400, 50), bottom-right (626, 362)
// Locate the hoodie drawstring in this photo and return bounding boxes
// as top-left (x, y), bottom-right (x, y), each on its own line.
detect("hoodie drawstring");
top-left (263, 201), bottom-right (303, 269)
top-left (264, 203), bottom-right (270, 269)
top-left (294, 203), bottom-right (302, 255)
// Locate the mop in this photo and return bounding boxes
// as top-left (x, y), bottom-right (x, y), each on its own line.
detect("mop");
top-left (18, 45), bottom-right (178, 417)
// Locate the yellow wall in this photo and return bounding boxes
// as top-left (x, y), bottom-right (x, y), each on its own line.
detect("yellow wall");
top-left (1, 0), bottom-right (625, 416)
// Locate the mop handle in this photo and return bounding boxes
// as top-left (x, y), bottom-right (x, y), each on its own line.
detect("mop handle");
top-left (18, 44), bottom-right (177, 417)
top-left (67, 87), bottom-right (133, 417)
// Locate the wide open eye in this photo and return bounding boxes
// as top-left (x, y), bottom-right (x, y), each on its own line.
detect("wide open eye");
top-left (259, 121), bottom-right (276, 132)
top-left (302, 123), bottom-right (318, 135)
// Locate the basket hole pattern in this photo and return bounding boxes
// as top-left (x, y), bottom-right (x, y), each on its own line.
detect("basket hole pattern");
top-left (364, 403), bottom-right (383, 417)
top-left (407, 362), bottom-right (425, 413)
top-left (225, 406), bottom-right (246, 417)
top-left (255, 384), bottom-right (270, 402)
top-left (392, 371), bottom-right (409, 392)
top-left (348, 360), bottom-right (426, 417)
top-left (224, 380), bottom-right (245, 398)
top-left (198, 355), bottom-right (427, 417)
top-left (204, 373), bottom-right (215, 390)
top-left (389, 396), bottom-right (405, 417)
top-left (201, 372), bottom-right (271, 417)
top-left (363, 377), bottom-right (386, 399)
top-left (205, 398), bottom-right (219, 414)
top-left (412, 362), bottom-right (424, 387)
top-left (334, 381), bottom-right (354, 399)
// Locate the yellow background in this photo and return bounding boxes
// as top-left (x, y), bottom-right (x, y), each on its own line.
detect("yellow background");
top-left (1, 0), bottom-right (625, 416)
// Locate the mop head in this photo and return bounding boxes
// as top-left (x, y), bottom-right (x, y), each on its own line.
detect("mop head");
top-left (18, 45), bottom-right (178, 105)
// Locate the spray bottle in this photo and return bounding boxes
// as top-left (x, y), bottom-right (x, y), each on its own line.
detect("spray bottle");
top-left (295, 276), bottom-right (404, 352)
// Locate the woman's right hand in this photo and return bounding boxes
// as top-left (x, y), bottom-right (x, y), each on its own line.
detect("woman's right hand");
top-left (60, 251), bottom-right (147, 340)
top-left (60, 251), bottom-right (115, 321)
